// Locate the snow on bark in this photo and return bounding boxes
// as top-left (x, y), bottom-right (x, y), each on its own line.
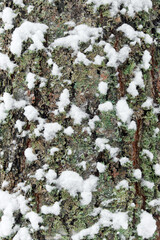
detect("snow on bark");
top-left (10, 21), bottom-right (48, 56)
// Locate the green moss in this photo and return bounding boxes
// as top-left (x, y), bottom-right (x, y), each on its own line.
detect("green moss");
top-left (124, 61), bottom-right (136, 76)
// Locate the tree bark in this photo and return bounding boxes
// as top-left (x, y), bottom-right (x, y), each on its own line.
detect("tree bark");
top-left (0, 0), bottom-right (160, 239)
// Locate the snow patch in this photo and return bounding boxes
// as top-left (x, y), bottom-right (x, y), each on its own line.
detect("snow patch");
top-left (0, 7), bottom-right (16, 30)
top-left (74, 51), bottom-right (92, 66)
top-left (117, 24), bottom-right (153, 45)
top-left (141, 97), bottom-right (153, 109)
top-left (51, 63), bottom-right (62, 78)
top-left (57, 171), bottom-right (83, 196)
top-left (15, 120), bottom-right (25, 133)
top-left (50, 147), bottom-right (59, 156)
top-left (10, 21), bottom-right (48, 56)
top-left (0, 103), bottom-right (7, 122)
top-left (98, 101), bottom-right (113, 112)
top-left (0, 52), bottom-right (16, 73)
top-left (56, 89), bottom-right (70, 113)
top-left (69, 105), bottom-right (88, 125)
top-left (26, 72), bottom-right (36, 89)
top-left (98, 82), bottom-right (108, 95)
top-left (141, 50), bottom-right (151, 70)
top-left (24, 105), bottom-right (39, 121)
top-left (46, 169), bottom-right (57, 184)
top-left (97, 162), bottom-right (106, 173)
top-left (24, 148), bottom-right (37, 162)
top-left (86, 0), bottom-right (152, 17)
top-left (52, 24), bottom-right (102, 53)
top-left (153, 164), bottom-right (160, 176)
top-left (35, 169), bottom-right (45, 181)
top-left (127, 69), bottom-right (144, 97)
top-left (128, 120), bottom-right (137, 130)
top-left (88, 115), bottom-right (100, 130)
top-left (95, 138), bottom-right (109, 152)
top-left (56, 171), bottom-right (98, 205)
top-left (77, 161), bottom-right (87, 170)
top-left (13, 0), bottom-right (25, 7)
top-left (43, 122), bottom-right (62, 141)
top-left (137, 211), bottom-right (156, 239)
top-left (41, 202), bottom-right (61, 215)
top-left (104, 43), bottom-right (130, 68)
top-left (0, 93), bottom-right (27, 120)
top-left (25, 211), bottom-right (43, 231)
top-left (3, 92), bottom-right (14, 110)
top-left (133, 169), bottom-right (142, 180)
top-left (141, 180), bottom-right (154, 190)
top-left (142, 149), bottom-right (153, 161)
top-left (116, 98), bottom-right (133, 123)
top-left (64, 21), bottom-right (76, 27)
top-left (0, 190), bottom-right (30, 238)
top-left (149, 198), bottom-right (160, 207)
top-left (1, 180), bottom-right (9, 189)
top-left (13, 227), bottom-right (32, 240)
top-left (116, 180), bottom-right (129, 190)
top-left (94, 55), bottom-right (105, 65)
top-left (64, 126), bottom-right (74, 136)
top-left (72, 209), bottom-right (128, 240)
top-left (27, 5), bottom-right (34, 14)
top-left (119, 157), bottom-right (130, 166)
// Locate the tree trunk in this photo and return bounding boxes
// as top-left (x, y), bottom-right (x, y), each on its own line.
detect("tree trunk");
top-left (0, 0), bottom-right (160, 239)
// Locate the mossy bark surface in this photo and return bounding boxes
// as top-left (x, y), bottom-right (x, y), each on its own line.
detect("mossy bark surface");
top-left (0, 0), bottom-right (160, 239)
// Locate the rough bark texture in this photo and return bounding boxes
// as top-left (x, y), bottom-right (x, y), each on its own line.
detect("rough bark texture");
top-left (0, 0), bottom-right (160, 239)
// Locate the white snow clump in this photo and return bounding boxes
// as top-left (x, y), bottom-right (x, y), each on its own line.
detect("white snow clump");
top-left (104, 43), bottom-right (131, 68)
top-left (0, 7), bottom-right (16, 30)
top-left (41, 201), bottom-right (61, 215)
top-left (98, 82), bottom-right (108, 95)
top-left (10, 21), bottom-right (48, 56)
top-left (56, 171), bottom-right (98, 205)
top-left (56, 89), bottom-right (70, 113)
top-left (24, 148), bottom-right (37, 162)
top-left (116, 98), bottom-right (133, 123)
top-left (0, 53), bottom-right (16, 73)
top-left (52, 24), bottom-right (102, 53)
top-left (137, 211), bottom-right (156, 239)
top-left (43, 122), bottom-right (62, 141)
top-left (69, 104), bottom-right (88, 125)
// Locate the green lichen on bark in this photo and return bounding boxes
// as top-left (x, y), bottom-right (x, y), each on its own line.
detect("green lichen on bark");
top-left (0, 0), bottom-right (160, 239)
